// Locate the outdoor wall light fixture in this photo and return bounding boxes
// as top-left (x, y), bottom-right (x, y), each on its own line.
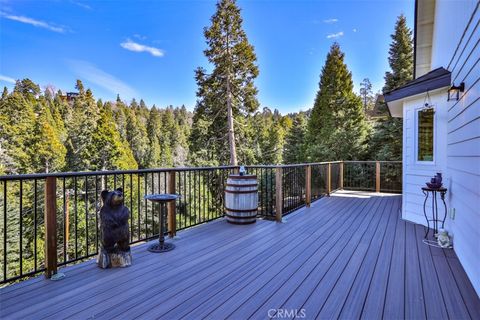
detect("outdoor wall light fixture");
top-left (448, 82), bottom-right (465, 101)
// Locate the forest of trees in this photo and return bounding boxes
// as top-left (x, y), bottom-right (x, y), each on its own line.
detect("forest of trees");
top-left (0, 1), bottom-right (413, 176)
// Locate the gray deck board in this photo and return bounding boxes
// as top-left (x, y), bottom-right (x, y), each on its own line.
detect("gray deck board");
top-left (0, 191), bottom-right (478, 320)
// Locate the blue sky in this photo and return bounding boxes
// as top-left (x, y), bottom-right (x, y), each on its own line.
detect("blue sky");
top-left (0, 0), bottom-right (414, 113)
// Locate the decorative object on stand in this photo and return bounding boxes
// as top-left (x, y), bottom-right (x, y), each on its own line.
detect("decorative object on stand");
top-left (144, 194), bottom-right (180, 253)
top-left (426, 172), bottom-right (443, 189)
top-left (225, 170), bottom-right (258, 225)
top-left (436, 229), bottom-right (452, 248)
top-left (97, 188), bottom-right (132, 268)
top-left (421, 176), bottom-right (449, 247)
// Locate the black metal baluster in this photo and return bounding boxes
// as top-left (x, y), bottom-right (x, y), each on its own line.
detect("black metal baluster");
top-left (3, 181), bottom-right (7, 280)
top-left (129, 174), bottom-right (133, 243)
top-left (144, 173), bottom-right (148, 238)
top-left (34, 179), bottom-right (37, 271)
top-left (19, 180), bottom-right (23, 275)
top-left (62, 178), bottom-right (67, 263)
top-left (74, 176), bottom-right (78, 259)
top-left (85, 176), bottom-right (89, 256)
top-left (95, 176), bottom-right (99, 251)
top-left (137, 174), bottom-right (141, 241)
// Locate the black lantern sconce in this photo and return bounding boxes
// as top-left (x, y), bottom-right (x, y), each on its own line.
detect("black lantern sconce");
top-left (448, 82), bottom-right (465, 101)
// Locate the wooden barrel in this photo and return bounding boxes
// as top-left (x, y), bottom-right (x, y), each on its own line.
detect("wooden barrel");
top-left (225, 174), bottom-right (258, 224)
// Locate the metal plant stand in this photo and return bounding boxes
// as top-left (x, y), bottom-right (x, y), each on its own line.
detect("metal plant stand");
top-left (144, 194), bottom-right (180, 253)
top-left (421, 187), bottom-right (447, 239)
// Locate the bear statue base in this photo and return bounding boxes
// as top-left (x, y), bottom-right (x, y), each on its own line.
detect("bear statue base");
top-left (97, 248), bottom-right (132, 269)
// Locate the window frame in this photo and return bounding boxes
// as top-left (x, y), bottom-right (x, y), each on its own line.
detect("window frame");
top-left (414, 105), bottom-right (436, 165)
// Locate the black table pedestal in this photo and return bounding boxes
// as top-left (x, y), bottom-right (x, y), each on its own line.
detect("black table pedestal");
top-left (144, 194), bottom-right (180, 253)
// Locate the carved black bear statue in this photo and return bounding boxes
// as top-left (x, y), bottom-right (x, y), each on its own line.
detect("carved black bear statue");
top-left (97, 188), bottom-right (132, 268)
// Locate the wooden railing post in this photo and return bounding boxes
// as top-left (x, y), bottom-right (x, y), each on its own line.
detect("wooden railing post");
top-left (327, 163), bottom-right (332, 196)
top-left (376, 161), bottom-right (381, 193)
top-left (275, 167), bottom-right (283, 222)
top-left (305, 165), bottom-right (311, 207)
top-left (339, 161), bottom-right (344, 190)
top-left (44, 177), bottom-right (57, 278)
top-left (167, 171), bottom-right (176, 237)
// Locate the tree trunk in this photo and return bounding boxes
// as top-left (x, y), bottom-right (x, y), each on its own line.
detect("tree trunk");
top-left (225, 22), bottom-right (237, 167)
top-left (226, 77), bottom-right (237, 166)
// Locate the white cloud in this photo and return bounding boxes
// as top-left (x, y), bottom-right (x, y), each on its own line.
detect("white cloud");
top-left (120, 39), bottom-right (164, 57)
top-left (133, 34), bottom-right (147, 40)
top-left (327, 31), bottom-right (344, 39)
top-left (0, 11), bottom-right (66, 33)
top-left (323, 18), bottom-right (338, 24)
top-left (0, 75), bottom-right (16, 84)
top-left (67, 60), bottom-right (137, 98)
top-left (71, 1), bottom-right (92, 10)
top-left (353, 28), bottom-right (357, 32)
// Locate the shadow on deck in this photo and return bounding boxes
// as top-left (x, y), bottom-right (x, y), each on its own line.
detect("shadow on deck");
top-left (1, 191), bottom-right (479, 319)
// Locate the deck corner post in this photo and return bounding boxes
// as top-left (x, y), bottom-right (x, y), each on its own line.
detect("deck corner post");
top-left (376, 161), bottom-right (381, 193)
top-left (305, 165), bottom-right (311, 207)
top-left (275, 167), bottom-right (283, 222)
top-left (340, 161), bottom-right (344, 190)
top-left (327, 163), bottom-right (332, 196)
top-left (44, 176), bottom-right (57, 278)
top-left (167, 171), bottom-right (177, 237)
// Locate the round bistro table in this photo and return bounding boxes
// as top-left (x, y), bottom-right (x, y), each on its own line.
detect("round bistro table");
top-left (144, 194), bottom-right (180, 253)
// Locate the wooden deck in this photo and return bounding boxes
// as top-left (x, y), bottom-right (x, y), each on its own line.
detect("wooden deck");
top-left (1, 191), bottom-right (479, 320)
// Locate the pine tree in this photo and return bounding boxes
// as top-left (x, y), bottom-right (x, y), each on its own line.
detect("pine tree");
top-left (384, 14), bottom-right (413, 92)
top-left (145, 107), bottom-right (163, 168)
top-left (90, 102), bottom-right (137, 170)
top-left (0, 84), bottom-right (37, 173)
top-left (359, 78), bottom-right (374, 113)
top-left (191, 0), bottom-right (259, 166)
top-left (64, 80), bottom-right (100, 170)
top-left (30, 101), bottom-right (66, 173)
top-left (369, 14), bottom-right (413, 160)
top-left (306, 43), bottom-right (370, 161)
top-left (124, 100), bottom-right (149, 168)
top-left (283, 113), bottom-right (308, 164)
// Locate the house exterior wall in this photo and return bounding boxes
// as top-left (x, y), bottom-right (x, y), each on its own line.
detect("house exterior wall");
top-left (402, 89), bottom-right (448, 227)
top-left (405, 0), bottom-right (480, 295)
top-left (434, 0), bottom-right (480, 296)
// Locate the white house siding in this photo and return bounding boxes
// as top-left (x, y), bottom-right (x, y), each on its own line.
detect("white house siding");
top-left (434, 0), bottom-right (480, 295)
top-left (402, 89), bottom-right (448, 227)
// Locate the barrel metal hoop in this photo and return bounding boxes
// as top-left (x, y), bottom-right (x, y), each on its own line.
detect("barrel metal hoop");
top-left (225, 189), bottom-right (258, 194)
top-left (225, 207), bottom-right (258, 213)
top-left (225, 213), bottom-right (257, 220)
top-left (226, 183), bottom-right (258, 187)
top-left (228, 175), bottom-right (257, 180)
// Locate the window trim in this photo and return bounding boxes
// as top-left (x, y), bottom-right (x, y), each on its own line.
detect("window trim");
top-left (414, 105), bottom-right (436, 165)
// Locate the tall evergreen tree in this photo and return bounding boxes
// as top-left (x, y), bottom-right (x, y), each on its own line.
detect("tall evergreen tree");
top-left (90, 102), bottom-right (137, 170)
top-left (30, 102), bottom-right (66, 172)
top-left (359, 78), bottom-right (374, 112)
top-left (369, 14), bottom-right (413, 160)
top-left (190, 0), bottom-right (259, 166)
top-left (145, 107), bottom-right (163, 168)
top-left (283, 113), bottom-right (308, 164)
top-left (306, 43), bottom-right (369, 161)
top-left (384, 14), bottom-right (414, 92)
top-left (64, 81), bottom-right (100, 170)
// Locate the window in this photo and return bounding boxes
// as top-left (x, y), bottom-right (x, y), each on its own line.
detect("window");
top-left (417, 108), bottom-right (434, 162)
